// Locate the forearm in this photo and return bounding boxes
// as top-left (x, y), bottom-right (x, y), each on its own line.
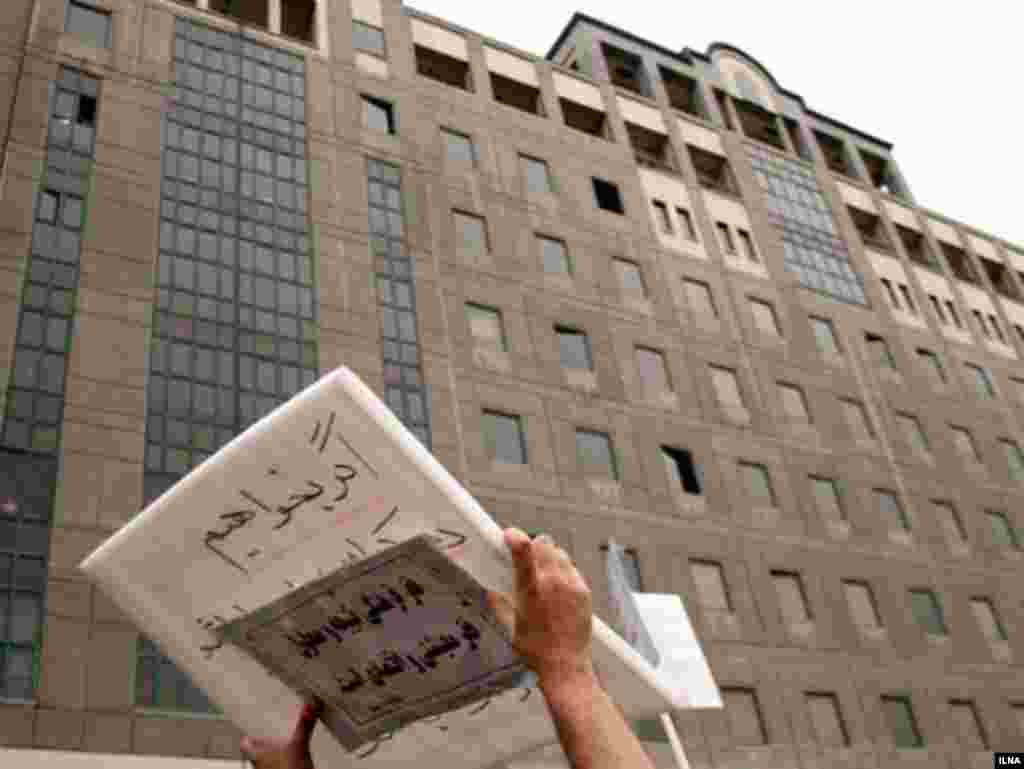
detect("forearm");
top-left (539, 667), bottom-right (657, 769)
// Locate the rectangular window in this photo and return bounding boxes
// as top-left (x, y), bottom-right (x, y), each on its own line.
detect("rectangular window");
top-left (898, 284), bottom-right (917, 314)
top-left (483, 410), bottom-right (526, 465)
top-left (934, 500), bottom-right (966, 547)
top-left (778, 382), bottom-right (810, 421)
top-left (722, 688), bottom-right (768, 745)
top-left (710, 366), bottom-right (744, 410)
top-left (945, 299), bottom-right (963, 328)
top-left (362, 95), bottom-right (395, 134)
top-left (949, 700), bottom-right (988, 751)
top-left (593, 177), bottom-right (625, 213)
top-left (689, 146), bottom-right (739, 195)
top-left (490, 72), bottom-right (544, 115)
top-left (811, 476), bottom-right (844, 521)
top-left (844, 579), bottom-right (882, 630)
top-left (1001, 439), bottom-right (1024, 481)
top-left (811, 317), bottom-right (840, 356)
top-left (740, 461), bottom-right (775, 506)
top-left (562, 99), bottom-right (610, 139)
top-left (865, 332), bottom-right (896, 369)
top-left (465, 303), bottom-right (507, 352)
top-left (556, 326), bottom-right (591, 370)
top-left (880, 278), bottom-right (900, 309)
top-left (772, 570), bottom-right (811, 624)
top-left (929, 294), bottom-right (947, 325)
top-left (987, 510), bottom-right (1018, 548)
top-left (281, 0), bottom-right (316, 42)
top-left (540, 235), bottom-right (571, 275)
top-left (662, 446), bottom-right (702, 495)
top-left (443, 128), bottom-right (475, 165)
top-left (716, 222), bottom-right (736, 254)
top-left (66, 1), bottom-right (112, 48)
top-left (660, 67), bottom-right (704, 118)
top-left (989, 313), bottom-right (1007, 343)
top-left (677, 207), bottom-right (698, 240)
top-left (950, 426), bottom-right (980, 464)
top-left (453, 211), bottom-right (489, 260)
top-left (749, 298), bottom-right (781, 337)
top-left (576, 429), bottom-right (618, 480)
top-left (689, 560), bottom-right (731, 611)
top-left (841, 399), bottom-right (875, 442)
top-left (972, 309), bottom-right (991, 340)
top-left (909, 589), bottom-right (946, 636)
top-left (652, 200), bottom-right (673, 234)
top-left (737, 229), bottom-right (759, 263)
top-left (601, 544), bottom-right (644, 592)
top-left (352, 20), bottom-right (386, 56)
top-left (970, 597), bottom-right (1008, 643)
top-left (636, 347), bottom-right (671, 393)
top-left (806, 693), bottom-right (849, 748)
top-left (614, 259), bottom-right (645, 297)
top-left (917, 348), bottom-right (945, 384)
top-left (876, 489), bottom-right (909, 530)
top-left (882, 695), bottom-right (924, 748)
top-left (896, 413), bottom-right (929, 455)
top-left (684, 279), bottom-right (717, 320)
top-left (415, 45), bottom-right (472, 91)
top-left (521, 154), bottom-right (553, 194)
top-left (603, 43), bottom-right (651, 97)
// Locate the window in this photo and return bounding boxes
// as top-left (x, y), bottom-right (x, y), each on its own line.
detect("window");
top-left (843, 580), bottom-right (882, 630)
top-left (137, 637), bottom-right (218, 713)
top-left (811, 317), bottom-right (840, 357)
top-left (898, 284), bottom-right (917, 314)
top-left (865, 332), bottom-right (896, 370)
top-left (443, 128), bottom-right (475, 165)
top-left (660, 67), bottom-right (704, 118)
top-left (772, 571), bottom-right (811, 624)
top-left (628, 123), bottom-right (675, 170)
top-left (909, 589), bottom-right (946, 636)
top-left (811, 476), bottom-right (844, 521)
top-left (715, 222), bottom-right (736, 254)
top-left (490, 72), bottom-right (544, 115)
top-left (737, 229), bottom-right (759, 263)
top-left (1001, 438), bottom-right (1024, 481)
top-left (593, 178), bottom-right (624, 214)
top-left (710, 366), bottom-right (744, 410)
top-left (876, 489), bottom-right (909, 530)
top-left (970, 597), bottom-right (1008, 643)
top-left (684, 279), bottom-right (717, 320)
top-left (949, 700), bottom-right (988, 751)
top-left (562, 99), bottom-right (610, 140)
top-left (739, 461), bottom-right (775, 506)
top-left (950, 426), bottom-right (980, 465)
top-left (814, 130), bottom-right (851, 176)
top-left (465, 303), bottom-right (507, 352)
top-left (676, 207), bottom-right (698, 240)
top-left (784, 118), bottom-right (811, 161)
top-left (521, 154), bottom-right (553, 194)
top-left (896, 413), bottom-right (929, 455)
top-left (576, 429), bottom-right (618, 480)
top-left (778, 383), bottom-right (810, 422)
top-left (987, 510), bottom-right (1019, 548)
top-left (353, 20), bottom-right (386, 56)
top-left (66, 1), bottom-right (112, 48)
top-left (415, 46), bottom-right (472, 91)
top-left (860, 149), bottom-right (907, 198)
top-left (614, 259), bottom-right (646, 298)
top-left (557, 327), bottom-right (591, 370)
top-left (362, 95), bottom-right (395, 134)
top-left (897, 225), bottom-right (937, 270)
top-left (945, 299), bottom-right (963, 328)
top-left (602, 43), bottom-right (650, 97)
top-left (734, 100), bottom-right (785, 150)
top-left (483, 410), bottom-right (526, 465)
top-left (935, 500), bottom-right (966, 547)
top-left (806, 693), bottom-right (849, 748)
top-left (688, 146), bottom-right (738, 195)
top-left (689, 560), bottom-right (730, 610)
top-left (841, 399), bottom-right (875, 442)
top-left (722, 688), bottom-right (768, 745)
top-left (453, 211), bottom-right (489, 260)
top-left (662, 446), bottom-right (702, 495)
top-left (942, 242), bottom-right (978, 284)
top-left (928, 294), bottom-right (947, 325)
top-left (848, 206), bottom-right (891, 252)
top-left (714, 89), bottom-right (734, 130)
top-left (916, 348), bottom-right (945, 384)
top-left (281, 0), bottom-right (316, 42)
top-left (749, 298), bottom-right (781, 337)
top-left (982, 257), bottom-right (1020, 300)
top-left (652, 200), bottom-right (673, 234)
top-left (882, 695), bottom-right (924, 748)
top-left (636, 347), bottom-right (671, 393)
top-left (972, 309), bottom-right (991, 340)
top-left (540, 235), bottom-right (571, 275)
top-left (990, 313), bottom-right (1008, 343)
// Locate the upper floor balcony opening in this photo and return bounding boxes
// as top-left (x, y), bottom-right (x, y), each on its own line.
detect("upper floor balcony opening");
top-left (941, 242), bottom-right (979, 285)
top-left (561, 98), bottom-right (612, 140)
top-left (714, 89), bottom-right (734, 131)
top-left (416, 45), bottom-right (473, 92)
top-left (602, 43), bottom-right (652, 98)
top-left (980, 257), bottom-right (1020, 300)
top-left (848, 206), bottom-right (892, 253)
top-left (896, 225), bottom-right (939, 270)
top-left (281, 0), bottom-right (315, 43)
top-left (660, 66), bottom-right (705, 119)
top-left (206, 0), bottom-right (315, 44)
top-left (688, 146), bottom-right (740, 197)
top-left (860, 148), bottom-right (908, 200)
top-left (491, 73), bottom-right (545, 116)
top-left (627, 122), bottom-right (676, 172)
top-left (814, 129), bottom-right (855, 178)
top-left (734, 99), bottom-right (785, 152)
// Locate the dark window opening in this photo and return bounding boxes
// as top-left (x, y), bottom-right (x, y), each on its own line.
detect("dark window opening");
top-left (362, 95), bottom-right (395, 134)
top-left (814, 130), bottom-right (853, 177)
top-left (593, 177), bottom-right (624, 214)
top-left (662, 446), bottom-right (702, 495)
top-left (784, 118), bottom-right (811, 161)
top-left (982, 258), bottom-right (1020, 300)
top-left (896, 225), bottom-right (938, 270)
top-left (627, 122), bottom-right (675, 171)
top-left (734, 100), bottom-right (785, 150)
top-left (689, 146), bottom-right (739, 196)
top-left (601, 43), bottom-right (650, 97)
top-left (281, 0), bottom-right (315, 43)
top-left (848, 206), bottom-right (891, 252)
top-left (490, 73), bottom-right (544, 116)
top-left (714, 89), bottom-right (734, 130)
top-left (561, 98), bottom-right (610, 140)
top-left (941, 242), bottom-right (978, 284)
top-left (677, 207), bottom-right (698, 240)
top-left (860, 149), bottom-right (907, 199)
top-left (416, 46), bottom-right (473, 92)
top-left (211, 0), bottom-right (268, 28)
top-left (660, 67), bottom-right (704, 118)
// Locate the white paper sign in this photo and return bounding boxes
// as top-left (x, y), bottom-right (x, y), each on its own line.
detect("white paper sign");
top-left (605, 540), bottom-right (660, 667)
top-left (80, 367), bottom-right (683, 769)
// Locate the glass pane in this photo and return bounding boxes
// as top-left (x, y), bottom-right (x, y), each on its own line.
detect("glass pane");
top-left (444, 130), bottom-right (474, 164)
top-left (541, 237), bottom-right (569, 275)
top-left (882, 697), bottom-right (922, 748)
top-left (67, 1), bottom-right (111, 48)
top-left (910, 590), bottom-right (945, 635)
top-left (522, 155), bottom-right (551, 194)
top-left (558, 330), bottom-right (590, 369)
top-left (363, 98), bottom-right (393, 133)
top-left (741, 463), bottom-right (773, 504)
top-left (484, 412), bottom-right (525, 464)
top-left (636, 348), bottom-right (669, 392)
top-left (576, 430), bottom-right (615, 479)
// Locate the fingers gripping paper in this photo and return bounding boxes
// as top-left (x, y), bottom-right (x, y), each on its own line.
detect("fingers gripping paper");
top-left (79, 367), bottom-right (685, 768)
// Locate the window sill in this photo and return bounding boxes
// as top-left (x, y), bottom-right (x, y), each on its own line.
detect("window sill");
top-left (0, 697), bottom-right (36, 707)
top-left (564, 368), bottom-right (598, 394)
top-left (134, 707), bottom-right (225, 720)
top-left (623, 295), bottom-right (653, 316)
top-left (586, 478), bottom-right (622, 506)
top-left (472, 346), bottom-right (510, 372)
top-left (643, 390), bottom-right (678, 410)
top-left (671, 491), bottom-right (706, 517)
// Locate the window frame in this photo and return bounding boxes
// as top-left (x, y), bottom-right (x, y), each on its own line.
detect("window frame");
top-left (442, 127), bottom-right (476, 165)
top-left (352, 19), bottom-right (386, 57)
top-left (556, 325), bottom-right (592, 370)
top-left (465, 302), bottom-right (507, 353)
top-left (65, 0), bottom-right (113, 49)
top-left (575, 428), bottom-right (619, 480)
top-left (362, 94), bottom-right (396, 134)
top-left (482, 409), bottom-right (527, 465)
top-left (521, 153), bottom-right (553, 195)
top-left (909, 588), bottom-right (947, 636)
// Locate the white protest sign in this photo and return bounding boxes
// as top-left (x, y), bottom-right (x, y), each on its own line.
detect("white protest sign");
top-left (80, 367), bottom-right (683, 769)
top-left (605, 540), bottom-right (660, 667)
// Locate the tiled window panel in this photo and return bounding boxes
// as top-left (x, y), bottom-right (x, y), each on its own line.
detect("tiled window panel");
top-left (2, 67), bottom-right (98, 453)
top-left (0, 451), bottom-right (57, 700)
top-left (368, 159), bottom-right (431, 450)
top-left (139, 17), bottom-right (317, 712)
top-left (748, 144), bottom-right (866, 305)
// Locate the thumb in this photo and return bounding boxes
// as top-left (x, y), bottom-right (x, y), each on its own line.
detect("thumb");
top-left (291, 699), bottom-right (322, 747)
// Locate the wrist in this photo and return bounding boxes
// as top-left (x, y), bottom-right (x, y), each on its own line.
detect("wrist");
top-left (537, 658), bottom-right (599, 698)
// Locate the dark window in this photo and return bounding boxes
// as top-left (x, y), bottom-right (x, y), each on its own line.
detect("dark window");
top-left (677, 207), bottom-right (698, 240)
top-left (362, 95), bottom-right (395, 134)
top-left (562, 99), bottom-right (610, 140)
top-left (416, 46), bottom-right (472, 91)
top-left (210, 0), bottom-right (267, 27)
top-left (737, 229), bottom-right (758, 262)
top-left (281, 0), bottom-right (316, 43)
top-left (659, 67), bottom-right (704, 118)
top-left (688, 146), bottom-right (738, 196)
top-left (896, 225), bottom-right (938, 270)
top-left (628, 123), bottom-right (675, 171)
top-left (715, 222), bottom-right (735, 254)
top-left (784, 118), bottom-right (811, 161)
top-left (942, 242), bottom-right (978, 284)
top-left (602, 43), bottom-right (650, 97)
top-left (865, 332), bottom-right (896, 369)
top-left (490, 73), bottom-right (544, 116)
top-left (860, 148), bottom-right (908, 199)
top-left (593, 177), bottom-right (624, 214)
top-left (66, 1), bottom-right (112, 48)
top-left (734, 100), bottom-right (785, 150)
top-left (652, 200), bottom-right (672, 233)
top-left (662, 446), bottom-right (702, 495)
top-left (848, 206), bottom-right (891, 252)
top-left (352, 21), bottom-right (385, 56)
top-left (814, 130), bottom-right (853, 177)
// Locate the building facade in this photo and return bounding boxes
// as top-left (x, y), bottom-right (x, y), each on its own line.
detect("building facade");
top-left (1, 1), bottom-right (1024, 767)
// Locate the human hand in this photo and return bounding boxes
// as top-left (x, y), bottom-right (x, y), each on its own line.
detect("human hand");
top-left (240, 699), bottom-right (322, 769)
top-left (488, 528), bottom-right (594, 689)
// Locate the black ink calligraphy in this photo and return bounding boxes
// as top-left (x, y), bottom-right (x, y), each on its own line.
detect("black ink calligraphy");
top-left (203, 509), bottom-right (256, 573)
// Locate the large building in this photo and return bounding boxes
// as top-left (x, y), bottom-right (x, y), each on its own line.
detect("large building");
top-left (1, 0), bottom-right (1023, 767)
